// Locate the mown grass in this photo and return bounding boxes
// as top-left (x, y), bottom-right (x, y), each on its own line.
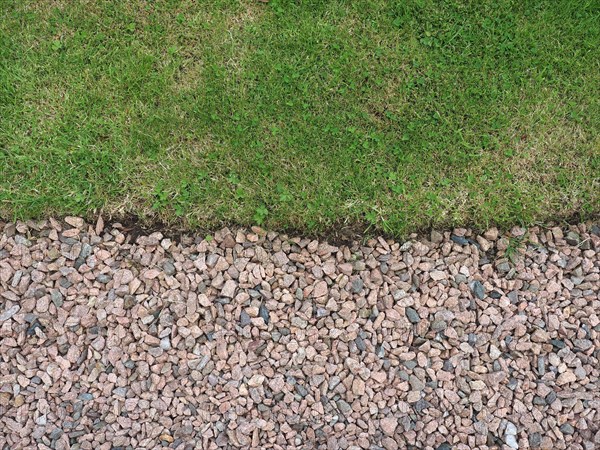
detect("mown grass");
top-left (1, 0), bottom-right (598, 235)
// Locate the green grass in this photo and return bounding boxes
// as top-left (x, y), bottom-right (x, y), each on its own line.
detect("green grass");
top-left (1, 0), bottom-right (599, 235)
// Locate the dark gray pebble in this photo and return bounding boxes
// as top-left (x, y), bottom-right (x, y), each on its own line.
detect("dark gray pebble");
top-left (559, 423), bottom-right (574, 435)
top-left (95, 274), bottom-right (111, 284)
top-left (163, 260), bottom-right (176, 276)
top-left (405, 307), bottom-right (420, 324)
top-left (295, 384), bottom-right (308, 397)
top-left (351, 278), bottom-right (364, 293)
top-left (240, 310), bottom-right (251, 327)
top-left (51, 290), bottom-right (64, 307)
top-left (354, 336), bottom-right (366, 352)
top-left (470, 280), bottom-right (485, 300)
top-left (529, 432), bottom-right (542, 448)
top-left (259, 304), bottom-right (270, 324)
top-left (451, 235), bottom-right (469, 245)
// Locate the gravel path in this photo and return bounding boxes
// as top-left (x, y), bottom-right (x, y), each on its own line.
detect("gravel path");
top-left (1, 218), bottom-right (599, 450)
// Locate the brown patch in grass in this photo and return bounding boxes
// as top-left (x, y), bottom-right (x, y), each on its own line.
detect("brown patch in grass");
top-left (226, 2), bottom-right (265, 31)
top-left (21, 0), bottom-right (66, 15)
top-left (501, 119), bottom-right (592, 184)
top-left (481, 114), bottom-right (598, 221)
top-left (364, 72), bottom-right (410, 124)
top-left (173, 58), bottom-right (206, 92)
top-left (117, 135), bottom-right (222, 219)
top-left (218, 2), bottom-right (266, 77)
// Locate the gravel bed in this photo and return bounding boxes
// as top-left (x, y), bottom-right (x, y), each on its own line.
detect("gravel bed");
top-left (1, 218), bottom-right (599, 450)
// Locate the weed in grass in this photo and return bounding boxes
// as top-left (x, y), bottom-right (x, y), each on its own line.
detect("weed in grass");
top-left (505, 235), bottom-right (527, 264)
top-left (253, 205), bottom-right (269, 226)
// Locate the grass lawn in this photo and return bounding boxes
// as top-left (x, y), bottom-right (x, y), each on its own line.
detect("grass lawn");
top-left (1, 0), bottom-right (599, 235)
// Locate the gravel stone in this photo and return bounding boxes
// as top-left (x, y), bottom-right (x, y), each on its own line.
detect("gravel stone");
top-left (557, 371), bottom-right (577, 385)
top-left (354, 335), bottom-right (366, 352)
top-left (566, 231), bottom-right (580, 246)
top-left (560, 423), bottom-right (575, 435)
top-left (529, 432), bottom-right (542, 448)
top-left (430, 230), bottom-right (444, 243)
top-left (337, 399), bottom-right (352, 415)
top-left (489, 290), bottom-right (502, 299)
top-left (431, 320), bottom-right (447, 332)
top-left (95, 274), bottom-right (111, 284)
top-left (409, 375), bottom-right (425, 391)
top-left (240, 310), bottom-right (251, 327)
top-left (470, 280), bottom-right (485, 299)
top-left (50, 290), bottom-right (63, 307)
top-left (78, 393), bottom-right (94, 402)
top-left (505, 421), bottom-right (518, 449)
top-left (314, 280), bottom-right (328, 297)
top-left (163, 260), bottom-right (176, 276)
top-left (405, 307), bottom-right (420, 324)
top-left (0, 218), bottom-right (598, 449)
top-left (65, 216), bottom-right (84, 228)
top-left (450, 235), bottom-right (469, 245)
top-left (454, 274), bottom-right (467, 284)
top-left (380, 417), bottom-right (398, 435)
top-left (430, 270), bottom-right (446, 281)
top-left (507, 290), bottom-right (519, 303)
top-left (259, 303), bottom-right (270, 324)
top-left (0, 305), bottom-right (19, 322)
top-left (221, 279), bottom-right (237, 298)
top-left (351, 278), bottom-right (364, 293)
top-left (497, 260), bottom-right (511, 273)
top-left (295, 383), bottom-right (308, 397)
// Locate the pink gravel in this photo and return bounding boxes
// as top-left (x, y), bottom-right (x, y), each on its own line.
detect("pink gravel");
top-left (0, 218), bottom-right (599, 449)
